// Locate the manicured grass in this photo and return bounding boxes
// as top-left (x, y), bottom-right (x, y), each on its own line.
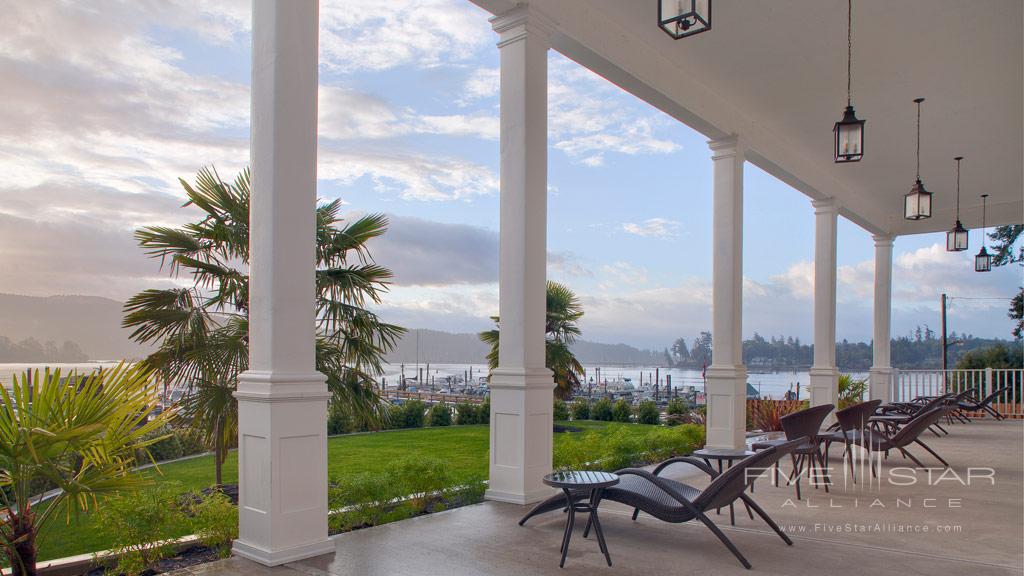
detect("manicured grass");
top-left (36, 421), bottom-right (655, 561)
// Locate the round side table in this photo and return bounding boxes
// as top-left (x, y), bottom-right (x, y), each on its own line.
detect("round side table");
top-left (542, 470), bottom-right (619, 568)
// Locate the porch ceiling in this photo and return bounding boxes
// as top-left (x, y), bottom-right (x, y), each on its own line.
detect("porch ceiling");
top-left (471, 0), bottom-right (1024, 237)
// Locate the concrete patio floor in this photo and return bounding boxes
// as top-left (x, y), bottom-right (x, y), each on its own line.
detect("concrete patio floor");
top-left (186, 419), bottom-right (1023, 576)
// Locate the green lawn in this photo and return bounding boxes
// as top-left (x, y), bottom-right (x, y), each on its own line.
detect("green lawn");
top-left (36, 421), bottom-right (656, 561)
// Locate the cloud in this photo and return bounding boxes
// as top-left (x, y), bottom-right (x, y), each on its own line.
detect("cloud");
top-left (598, 262), bottom-right (649, 290)
top-left (319, 0), bottom-right (491, 73)
top-left (319, 86), bottom-right (499, 141)
top-left (319, 150), bottom-right (497, 201)
top-left (459, 67), bottom-right (500, 104)
top-left (367, 215), bottom-right (497, 286)
top-left (547, 57), bottom-right (681, 166)
top-left (622, 218), bottom-right (681, 239)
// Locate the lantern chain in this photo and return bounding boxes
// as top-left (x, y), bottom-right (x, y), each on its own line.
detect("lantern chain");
top-left (847, 0), bottom-right (852, 106)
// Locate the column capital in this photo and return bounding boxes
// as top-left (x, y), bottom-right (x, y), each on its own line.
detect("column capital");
top-left (872, 233), bottom-right (895, 247)
top-left (811, 197), bottom-right (840, 214)
top-left (490, 4), bottom-right (556, 48)
top-left (707, 135), bottom-right (743, 160)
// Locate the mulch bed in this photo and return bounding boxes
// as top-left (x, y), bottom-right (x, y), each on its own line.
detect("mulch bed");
top-left (84, 546), bottom-right (222, 576)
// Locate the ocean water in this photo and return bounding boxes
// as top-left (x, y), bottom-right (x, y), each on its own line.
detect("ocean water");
top-left (2, 362), bottom-right (864, 400)
top-left (0, 362), bottom-right (124, 389)
top-left (379, 363), bottom-right (858, 400)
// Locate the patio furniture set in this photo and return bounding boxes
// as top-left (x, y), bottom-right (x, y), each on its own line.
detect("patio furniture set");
top-left (520, 389), bottom-right (1004, 569)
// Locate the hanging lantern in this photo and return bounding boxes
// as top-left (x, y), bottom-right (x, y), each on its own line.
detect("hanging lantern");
top-left (946, 156), bottom-right (969, 251)
top-left (904, 98), bottom-right (933, 220)
top-left (975, 194), bottom-right (991, 272)
top-left (834, 0), bottom-right (865, 162)
top-left (658, 0), bottom-right (711, 39)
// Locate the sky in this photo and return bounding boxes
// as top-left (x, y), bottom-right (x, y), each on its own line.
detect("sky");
top-left (0, 0), bottom-right (1019, 350)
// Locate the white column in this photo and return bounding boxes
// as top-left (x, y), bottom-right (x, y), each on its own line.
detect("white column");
top-left (809, 198), bottom-right (839, 409)
top-left (705, 136), bottom-right (747, 449)
top-left (485, 5), bottom-right (555, 505)
top-left (233, 0), bottom-right (333, 566)
top-left (869, 234), bottom-right (894, 402)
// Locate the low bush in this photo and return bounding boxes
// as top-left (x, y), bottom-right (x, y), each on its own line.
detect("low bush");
top-left (553, 423), bottom-right (705, 472)
top-left (392, 400), bottom-right (426, 429)
top-left (592, 397), bottom-right (613, 421)
top-left (612, 399), bottom-right (632, 423)
top-left (666, 397), bottom-right (689, 416)
top-left (570, 400), bottom-right (591, 420)
top-left (327, 401), bottom-right (354, 435)
top-left (479, 398), bottom-right (491, 424)
top-left (328, 456), bottom-right (486, 534)
top-left (190, 491), bottom-right (238, 558)
top-left (553, 400), bottom-right (570, 421)
top-left (95, 483), bottom-right (188, 576)
top-left (428, 402), bottom-right (452, 427)
top-left (329, 471), bottom-right (401, 532)
top-left (635, 400), bottom-right (660, 425)
top-left (454, 402), bottom-right (480, 425)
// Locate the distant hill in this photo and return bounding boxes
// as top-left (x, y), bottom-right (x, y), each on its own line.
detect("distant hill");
top-left (0, 293), bottom-right (152, 361)
top-left (385, 328), bottom-right (665, 366)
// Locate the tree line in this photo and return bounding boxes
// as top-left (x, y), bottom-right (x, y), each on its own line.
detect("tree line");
top-left (0, 336), bottom-right (88, 363)
top-left (665, 326), bottom-right (1020, 371)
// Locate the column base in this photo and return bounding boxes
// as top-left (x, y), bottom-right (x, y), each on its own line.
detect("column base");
top-left (869, 367), bottom-right (894, 403)
top-left (808, 366), bottom-right (839, 408)
top-left (704, 365), bottom-right (747, 449)
top-left (234, 371), bottom-right (331, 566)
top-left (486, 367), bottom-right (554, 504)
top-left (233, 536), bottom-right (335, 566)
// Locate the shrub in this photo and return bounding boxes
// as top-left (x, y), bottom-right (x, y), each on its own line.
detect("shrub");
top-left (95, 483), bottom-right (187, 576)
top-left (665, 411), bottom-right (705, 426)
top-left (592, 397), bottom-right (613, 421)
top-left (327, 401), bottom-right (354, 435)
top-left (553, 424), bottom-right (705, 472)
top-left (329, 471), bottom-right (401, 533)
top-left (666, 397), bottom-right (689, 416)
top-left (428, 402), bottom-right (452, 427)
top-left (837, 374), bottom-right (868, 410)
top-left (387, 456), bottom-right (453, 513)
top-left (479, 397), bottom-right (491, 424)
top-left (176, 427), bottom-right (207, 456)
top-left (328, 456), bottom-right (482, 534)
top-left (190, 491), bottom-right (238, 558)
top-left (635, 400), bottom-right (660, 425)
top-left (396, 400), bottom-right (426, 428)
top-left (137, 424), bottom-right (184, 463)
top-left (552, 399), bottom-right (570, 421)
top-left (570, 400), bottom-right (591, 420)
top-left (454, 402), bottom-right (480, 425)
top-left (612, 399), bottom-right (632, 423)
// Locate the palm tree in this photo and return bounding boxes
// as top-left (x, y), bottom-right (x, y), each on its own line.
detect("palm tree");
top-left (480, 281), bottom-right (585, 399)
top-left (0, 363), bottom-right (170, 576)
top-left (123, 167), bottom-right (404, 484)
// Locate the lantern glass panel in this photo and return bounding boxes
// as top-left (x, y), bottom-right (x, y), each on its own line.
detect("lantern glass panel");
top-left (946, 223), bottom-right (968, 252)
top-left (833, 107), bottom-right (865, 163)
top-left (659, 0), bottom-right (711, 39)
top-left (904, 182), bottom-right (932, 220)
top-left (975, 249), bottom-right (992, 272)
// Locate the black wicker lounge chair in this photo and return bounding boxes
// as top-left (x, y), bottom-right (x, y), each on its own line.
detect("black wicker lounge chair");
top-left (957, 386), bottom-right (1009, 421)
top-left (519, 439), bottom-right (806, 569)
top-left (871, 394), bottom-right (952, 436)
top-left (855, 406), bottom-right (950, 469)
top-left (751, 403), bottom-right (834, 500)
top-left (821, 399), bottom-right (882, 482)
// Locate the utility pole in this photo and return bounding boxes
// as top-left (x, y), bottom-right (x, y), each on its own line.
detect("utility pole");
top-left (941, 293), bottom-right (948, 372)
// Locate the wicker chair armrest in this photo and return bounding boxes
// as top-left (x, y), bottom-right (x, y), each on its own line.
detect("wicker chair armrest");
top-left (650, 456), bottom-right (719, 478)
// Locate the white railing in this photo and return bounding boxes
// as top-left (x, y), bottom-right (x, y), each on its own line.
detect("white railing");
top-left (893, 368), bottom-right (1023, 417)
